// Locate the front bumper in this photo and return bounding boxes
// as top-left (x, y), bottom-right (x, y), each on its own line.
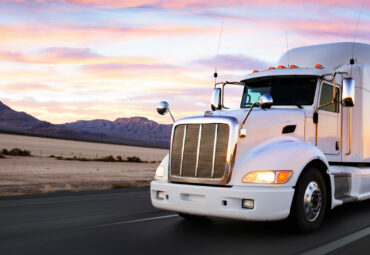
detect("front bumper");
top-left (151, 181), bottom-right (295, 221)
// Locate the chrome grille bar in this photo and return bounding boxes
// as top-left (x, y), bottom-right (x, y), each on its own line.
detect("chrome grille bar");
top-left (211, 124), bottom-right (218, 178)
top-left (194, 124), bottom-right (202, 177)
top-left (169, 116), bottom-right (237, 186)
top-left (179, 124), bottom-right (187, 176)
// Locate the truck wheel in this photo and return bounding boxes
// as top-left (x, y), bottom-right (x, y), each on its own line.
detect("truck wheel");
top-left (292, 168), bottom-right (327, 233)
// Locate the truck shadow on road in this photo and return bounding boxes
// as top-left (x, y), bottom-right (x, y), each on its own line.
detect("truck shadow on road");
top-left (170, 199), bottom-right (370, 237)
top-left (160, 200), bottom-right (370, 254)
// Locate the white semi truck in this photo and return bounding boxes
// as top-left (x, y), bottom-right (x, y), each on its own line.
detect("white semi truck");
top-left (151, 42), bottom-right (370, 232)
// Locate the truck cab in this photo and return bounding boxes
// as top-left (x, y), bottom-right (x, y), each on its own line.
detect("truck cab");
top-left (151, 42), bottom-right (370, 232)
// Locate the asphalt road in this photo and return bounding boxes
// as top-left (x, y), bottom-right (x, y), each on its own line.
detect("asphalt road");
top-left (0, 187), bottom-right (369, 255)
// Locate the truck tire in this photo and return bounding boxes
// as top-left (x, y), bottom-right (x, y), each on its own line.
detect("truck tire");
top-left (292, 167), bottom-right (327, 233)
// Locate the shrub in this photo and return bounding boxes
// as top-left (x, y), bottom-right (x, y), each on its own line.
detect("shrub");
top-left (99, 155), bottom-right (116, 162)
top-left (50, 154), bottom-right (146, 163)
top-left (126, 156), bottom-right (142, 162)
top-left (6, 148), bottom-right (31, 156)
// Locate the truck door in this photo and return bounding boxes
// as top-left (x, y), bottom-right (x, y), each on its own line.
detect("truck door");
top-left (317, 82), bottom-right (341, 155)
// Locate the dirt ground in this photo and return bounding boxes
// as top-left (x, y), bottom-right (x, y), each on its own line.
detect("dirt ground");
top-left (0, 156), bottom-right (160, 195)
top-left (0, 134), bottom-right (168, 195)
top-left (0, 133), bottom-right (168, 161)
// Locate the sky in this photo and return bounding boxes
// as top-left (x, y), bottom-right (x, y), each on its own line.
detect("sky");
top-left (0, 0), bottom-right (369, 124)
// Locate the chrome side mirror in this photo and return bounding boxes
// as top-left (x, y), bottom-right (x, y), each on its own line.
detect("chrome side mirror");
top-left (157, 101), bottom-right (175, 122)
top-left (342, 78), bottom-right (355, 107)
top-left (157, 101), bottom-right (169, 115)
top-left (258, 94), bottom-right (273, 109)
top-left (211, 88), bottom-right (222, 111)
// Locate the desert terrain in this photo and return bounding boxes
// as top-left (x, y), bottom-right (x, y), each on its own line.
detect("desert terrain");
top-left (0, 133), bottom-right (168, 195)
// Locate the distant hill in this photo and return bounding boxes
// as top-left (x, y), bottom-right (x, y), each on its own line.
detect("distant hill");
top-left (0, 101), bottom-right (47, 131)
top-left (0, 101), bottom-right (172, 148)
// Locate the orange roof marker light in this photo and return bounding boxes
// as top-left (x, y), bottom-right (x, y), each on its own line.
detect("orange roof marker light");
top-left (289, 65), bottom-right (298, 69)
top-left (252, 70), bottom-right (259, 73)
top-left (315, 64), bottom-right (323, 69)
top-left (268, 67), bottom-right (276, 70)
top-left (277, 65), bottom-right (285, 69)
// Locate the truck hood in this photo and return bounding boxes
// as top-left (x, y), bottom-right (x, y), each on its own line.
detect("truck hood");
top-left (176, 107), bottom-right (307, 158)
top-left (209, 108), bottom-right (307, 155)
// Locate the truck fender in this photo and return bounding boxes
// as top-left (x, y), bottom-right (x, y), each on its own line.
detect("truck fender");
top-left (230, 138), bottom-right (330, 187)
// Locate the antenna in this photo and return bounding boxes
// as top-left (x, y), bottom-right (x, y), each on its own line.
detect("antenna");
top-left (214, 21), bottom-right (224, 84)
top-left (351, 0), bottom-right (366, 75)
top-left (285, 31), bottom-right (290, 67)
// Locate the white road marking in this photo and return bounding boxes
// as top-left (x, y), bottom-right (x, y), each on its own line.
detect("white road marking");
top-left (302, 226), bottom-right (370, 255)
top-left (93, 214), bottom-right (178, 228)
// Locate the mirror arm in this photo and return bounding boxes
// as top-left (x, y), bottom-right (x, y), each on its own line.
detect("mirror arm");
top-left (240, 102), bottom-right (258, 138)
top-left (345, 108), bottom-right (352, 155)
top-left (168, 109), bottom-right (176, 123)
top-left (221, 83), bottom-right (226, 109)
top-left (239, 94), bottom-right (272, 138)
top-left (332, 73), bottom-right (336, 101)
top-left (317, 99), bottom-right (336, 110)
top-left (241, 103), bottom-right (258, 128)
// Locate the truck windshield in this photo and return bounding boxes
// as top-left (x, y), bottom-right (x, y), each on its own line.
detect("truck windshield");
top-left (241, 77), bottom-right (317, 108)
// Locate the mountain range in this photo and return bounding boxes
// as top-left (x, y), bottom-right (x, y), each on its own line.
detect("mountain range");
top-left (0, 101), bottom-right (172, 148)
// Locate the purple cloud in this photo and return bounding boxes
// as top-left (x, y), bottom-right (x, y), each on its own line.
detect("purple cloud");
top-left (194, 54), bottom-right (270, 71)
top-left (39, 47), bottom-right (98, 59)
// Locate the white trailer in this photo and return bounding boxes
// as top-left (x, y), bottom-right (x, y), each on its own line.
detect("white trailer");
top-left (151, 42), bottom-right (370, 232)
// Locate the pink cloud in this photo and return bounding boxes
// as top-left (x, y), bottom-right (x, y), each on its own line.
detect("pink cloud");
top-left (0, 24), bottom-right (211, 48)
top-left (40, 47), bottom-right (98, 59)
top-left (202, 12), bottom-right (370, 42)
top-left (194, 54), bottom-right (270, 71)
top-left (82, 63), bottom-right (180, 72)
top-left (5, 0), bottom-right (367, 8)
top-left (0, 47), bottom-right (155, 65)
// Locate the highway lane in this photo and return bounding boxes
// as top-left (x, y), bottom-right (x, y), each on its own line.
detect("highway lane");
top-left (0, 187), bottom-right (369, 255)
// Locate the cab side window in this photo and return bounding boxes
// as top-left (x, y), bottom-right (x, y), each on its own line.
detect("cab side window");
top-left (319, 83), bottom-right (340, 113)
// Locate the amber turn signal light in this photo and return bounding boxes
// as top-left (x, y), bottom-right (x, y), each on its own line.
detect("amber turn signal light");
top-left (242, 170), bottom-right (293, 184)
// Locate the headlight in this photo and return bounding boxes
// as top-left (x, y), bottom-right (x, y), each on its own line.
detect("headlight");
top-left (242, 170), bottom-right (292, 184)
top-left (155, 165), bottom-right (165, 179)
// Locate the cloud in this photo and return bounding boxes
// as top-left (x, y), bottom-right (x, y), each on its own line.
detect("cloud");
top-left (199, 9), bottom-right (370, 42)
top-left (0, 83), bottom-right (62, 92)
top-left (194, 54), bottom-right (270, 71)
top-left (0, 47), bottom-right (155, 65)
top-left (5, 0), bottom-right (367, 9)
top-left (284, 19), bottom-right (370, 41)
top-left (40, 47), bottom-right (97, 59)
top-left (0, 23), bottom-right (211, 48)
top-left (0, 0), bottom-right (368, 125)
top-left (81, 63), bottom-right (181, 73)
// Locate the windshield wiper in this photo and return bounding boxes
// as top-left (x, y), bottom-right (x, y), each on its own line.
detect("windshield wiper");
top-left (296, 105), bottom-right (303, 109)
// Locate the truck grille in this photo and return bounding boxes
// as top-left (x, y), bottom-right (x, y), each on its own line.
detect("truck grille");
top-left (170, 123), bottom-right (229, 182)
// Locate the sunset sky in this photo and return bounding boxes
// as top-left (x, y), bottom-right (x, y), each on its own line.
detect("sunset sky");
top-left (0, 0), bottom-right (369, 124)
